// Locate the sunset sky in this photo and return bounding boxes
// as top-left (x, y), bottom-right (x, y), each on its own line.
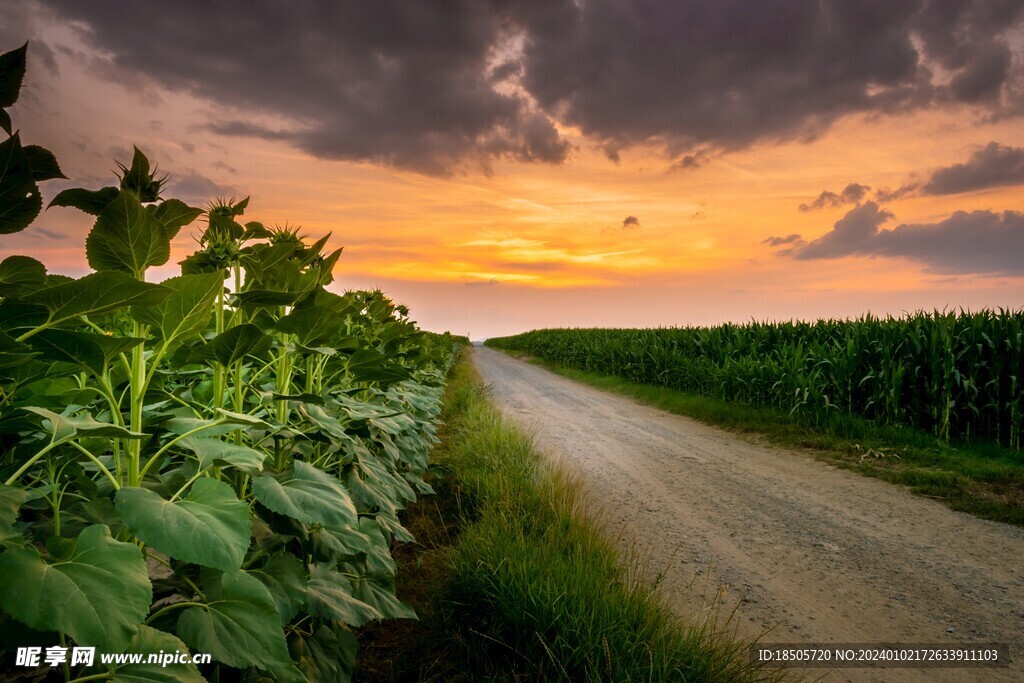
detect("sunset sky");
top-left (3, 1), bottom-right (1024, 339)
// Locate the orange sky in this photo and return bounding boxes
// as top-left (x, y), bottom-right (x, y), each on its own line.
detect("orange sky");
top-left (4, 5), bottom-right (1024, 339)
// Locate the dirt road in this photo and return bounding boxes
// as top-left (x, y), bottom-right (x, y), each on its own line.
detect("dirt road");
top-left (472, 346), bottom-right (1024, 683)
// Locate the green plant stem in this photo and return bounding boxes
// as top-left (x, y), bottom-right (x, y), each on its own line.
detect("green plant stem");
top-left (138, 419), bottom-right (234, 480)
top-left (233, 358), bottom-right (245, 445)
top-left (144, 601), bottom-right (205, 625)
top-left (169, 470), bottom-right (207, 503)
top-left (59, 632), bottom-right (70, 682)
top-left (4, 440), bottom-right (60, 486)
top-left (126, 322), bottom-right (147, 487)
top-left (213, 283), bottom-right (226, 412)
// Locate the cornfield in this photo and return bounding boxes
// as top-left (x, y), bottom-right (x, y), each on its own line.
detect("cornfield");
top-left (487, 311), bottom-right (1024, 449)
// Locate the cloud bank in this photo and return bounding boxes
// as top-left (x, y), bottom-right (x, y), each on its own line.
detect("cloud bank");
top-left (20, 0), bottom-right (1024, 175)
top-left (777, 201), bottom-right (1024, 275)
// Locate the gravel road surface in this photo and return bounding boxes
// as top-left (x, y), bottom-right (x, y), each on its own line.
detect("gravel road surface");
top-left (473, 346), bottom-right (1024, 683)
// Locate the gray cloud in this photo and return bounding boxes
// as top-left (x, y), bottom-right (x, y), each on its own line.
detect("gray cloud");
top-left (165, 169), bottom-right (239, 207)
top-left (763, 233), bottom-right (804, 247)
top-left (922, 142), bottom-right (1024, 195)
top-left (519, 1), bottom-right (1024, 164)
top-left (799, 183), bottom-right (872, 212)
top-left (787, 201), bottom-right (1024, 274)
top-left (40, 0), bottom-right (570, 176)
top-left (873, 183), bottom-right (920, 202)
top-left (622, 215), bottom-right (640, 229)
top-left (29, 0), bottom-right (1024, 174)
top-left (33, 226), bottom-right (67, 240)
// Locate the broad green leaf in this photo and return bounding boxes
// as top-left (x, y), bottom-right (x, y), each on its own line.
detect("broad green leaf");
top-left (132, 273), bottom-right (223, 347)
top-left (299, 234), bottom-right (332, 266)
top-left (178, 250), bottom-right (222, 275)
top-left (162, 414), bottom-right (251, 437)
top-left (169, 408), bottom-right (270, 434)
top-left (305, 563), bottom-right (381, 627)
top-left (0, 484), bottom-right (27, 544)
top-left (360, 517), bottom-right (397, 579)
top-left (373, 509), bottom-right (414, 543)
top-left (151, 199), bottom-right (202, 239)
top-left (105, 625), bottom-right (205, 682)
top-left (28, 329), bottom-right (144, 377)
top-left (312, 247), bottom-right (342, 286)
top-left (0, 132), bottom-right (41, 234)
top-left (252, 460), bottom-right (357, 529)
top-left (179, 437), bottom-right (268, 473)
top-left (214, 408), bottom-right (270, 427)
top-left (0, 524), bottom-right (151, 650)
top-left (48, 186), bottom-right (119, 215)
top-left (0, 330), bottom-right (38, 368)
top-left (292, 626), bottom-right (357, 683)
top-left (73, 497), bottom-right (125, 538)
top-left (209, 323), bottom-right (273, 366)
top-left (243, 220), bottom-right (271, 239)
top-left (249, 553), bottom-right (307, 623)
top-left (276, 304), bottom-right (341, 347)
top-left (240, 242), bottom-right (299, 280)
top-left (23, 144), bottom-right (66, 181)
top-left (86, 188), bottom-right (170, 275)
top-left (23, 406), bottom-right (146, 442)
top-left (25, 271), bottom-right (169, 328)
top-left (299, 403), bottom-right (347, 440)
top-left (0, 255), bottom-right (45, 296)
top-left (206, 211), bottom-right (244, 240)
top-left (177, 570), bottom-right (291, 669)
top-left (232, 288), bottom-right (299, 307)
top-left (349, 572), bottom-right (416, 621)
top-left (0, 44), bottom-right (27, 109)
top-left (0, 484), bottom-right (27, 528)
top-left (310, 524), bottom-right (371, 562)
top-left (115, 479), bottom-right (251, 572)
top-left (0, 108), bottom-right (9, 136)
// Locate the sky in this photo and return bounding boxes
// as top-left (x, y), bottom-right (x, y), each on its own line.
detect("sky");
top-left (2, 0), bottom-right (1024, 339)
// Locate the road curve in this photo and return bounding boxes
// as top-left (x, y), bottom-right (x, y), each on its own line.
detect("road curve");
top-left (472, 346), bottom-right (1024, 683)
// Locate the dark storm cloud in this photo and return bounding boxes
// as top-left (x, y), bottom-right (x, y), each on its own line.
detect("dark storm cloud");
top-left (518, 0), bottom-right (1024, 163)
top-left (39, 0), bottom-right (570, 176)
top-left (787, 201), bottom-right (1024, 274)
top-left (33, 0), bottom-right (1024, 173)
top-left (922, 142), bottom-right (1024, 195)
top-left (0, 4), bottom-right (57, 74)
top-left (622, 216), bottom-right (640, 229)
top-left (799, 183), bottom-right (871, 211)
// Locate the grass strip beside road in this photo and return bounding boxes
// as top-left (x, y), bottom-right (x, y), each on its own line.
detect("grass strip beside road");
top-left (499, 350), bottom-right (1024, 527)
top-left (356, 351), bottom-right (775, 682)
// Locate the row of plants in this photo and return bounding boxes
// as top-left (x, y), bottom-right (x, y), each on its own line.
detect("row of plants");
top-left (0, 43), bottom-right (461, 681)
top-left (486, 310), bottom-right (1024, 449)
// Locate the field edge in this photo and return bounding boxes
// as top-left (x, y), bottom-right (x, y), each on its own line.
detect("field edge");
top-left (355, 349), bottom-right (780, 682)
